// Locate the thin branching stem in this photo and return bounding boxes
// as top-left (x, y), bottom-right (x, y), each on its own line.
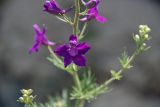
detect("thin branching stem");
top-left (98, 50), bottom-right (138, 91)
top-left (79, 22), bottom-right (88, 40)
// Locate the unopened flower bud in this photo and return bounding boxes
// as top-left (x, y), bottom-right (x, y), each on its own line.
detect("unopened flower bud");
top-left (142, 43), bottom-right (146, 47)
top-left (21, 89), bottom-right (33, 96)
top-left (139, 25), bottom-right (145, 30)
top-left (21, 89), bottom-right (27, 95)
top-left (139, 25), bottom-right (151, 35)
top-left (144, 34), bottom-right (149, 39)
top-left (144, 25), bottom-right (151, 33)
top-left (29, 95), bottom-right (34, 99)
top-left (28, 89), bottom-right (33, 95)
top-left (19, 97), bottom-right (24, 102)
top-left (135, 34), bottom-right (140, 40)
top-left (139, 30), bottom-right (144, 35)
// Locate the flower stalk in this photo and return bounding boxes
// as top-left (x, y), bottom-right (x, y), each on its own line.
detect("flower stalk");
top-left (104, 51), bottom-right (137, 87)
top-left (72, 1), bottom-right (86, 107)
top-left (73, 0), bottom-right (80, 35)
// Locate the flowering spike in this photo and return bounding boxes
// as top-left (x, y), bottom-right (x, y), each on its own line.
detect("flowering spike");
top-left (29, 24), bottom-right (55, 54)
top-left (43, 0), bottom-right (72, 15)
top-left (54, 35), bottom-right (90, 67)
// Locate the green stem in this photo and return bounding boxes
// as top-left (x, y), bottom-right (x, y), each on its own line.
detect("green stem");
top-left (72, 70), bottom-right (81, 90)
top-left (73, 0), bottom-right (80, 35)
top-left (97, 51), bottom-right (138, 91)
top-left (75, 100), bottom-right (85, 107)
top-left (79, 22), bottom-right (88, 40)
top-left (72, 1), bottom-right (85, 107)
top-left (72, 1), bottom-right (85, 106)
top-left (106, 52), bottom-right (137, 86)
top-left (72, 69), bottom-right (85, 107)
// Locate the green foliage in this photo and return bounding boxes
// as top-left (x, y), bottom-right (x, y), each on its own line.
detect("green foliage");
top-left (47, 53), bottom-right (79, 75)
top-left (119, 51), bottom-right (133, 70)
top-left (71, 69), bottom-right (108, 101)
top-left (47, 54), bottom-right (64, 70)
top-left (56, 15), bottom-right (73, 25)
top-left (110, 70), bottom-right (122, 80)
top-left (29, 90), bottom-right (70, 107)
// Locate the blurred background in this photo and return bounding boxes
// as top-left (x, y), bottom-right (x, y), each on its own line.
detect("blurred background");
top-left (0, 0), bottom-right (160, 107)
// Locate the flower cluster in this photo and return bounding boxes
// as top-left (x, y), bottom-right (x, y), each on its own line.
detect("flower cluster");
top-left (133, 25), bottom-right (151, 53)
top-left (17, 89), bottom-right (36, 105)
top-left (29, 0), bottom-right (107, 67)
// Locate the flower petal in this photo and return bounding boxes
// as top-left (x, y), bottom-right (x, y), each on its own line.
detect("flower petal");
top-left (80, 7), bottom-right (98, 22)
top-left (80, 2), bottom-right (107, 23)
top-left (69, 35), bottom-right (78, 45)
top-left (73, 55), bottom-right (86, 67)
top-left (43, 0), bottom-right (64, 15)
top-left (43, 0), bottom-right (72, 15)
top-left (64, 56), bottom-right (72, 67)
top-left (54, 45), bottom-right (69, 57)
top-left (96, 15), bottom-right (107, 23)
top-left (33, 24), bottom-right (42, 36)
top-left (81, 0), bottom-right (99, 9)
top-left (80, 17), bottom-right (89, 22)
top-left (29, 42), bottom-right (41, 54)
top-left (77, 42), bottom-right (90, 55)
top-left (29, 24), bottom-right (55, 54)
top-left (47, 41), bottom-right (55, 46)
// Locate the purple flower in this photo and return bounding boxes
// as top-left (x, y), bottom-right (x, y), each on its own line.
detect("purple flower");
top-left (54, 35), bottom-right (90, 67)
top-left (80, 0), bottom-right (107, 23)
top-left (29, 24), bottom-right (55, 54)
top-left (43, 0), bottom-right (72, 15)
top-left (81, 0), bottom-right (99, 9)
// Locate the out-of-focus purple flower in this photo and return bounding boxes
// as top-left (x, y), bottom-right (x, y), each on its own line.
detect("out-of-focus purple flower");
top-left (80, 0), bottom-right (107, 23)
top-left (29, 24), bottom-right (55, 54)
top-left (81, 0), bottom-right (99, 8)
top-left (43, 0), bottom-right (72, 15)
top-left (54, 35), bottom-right (90, 67)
